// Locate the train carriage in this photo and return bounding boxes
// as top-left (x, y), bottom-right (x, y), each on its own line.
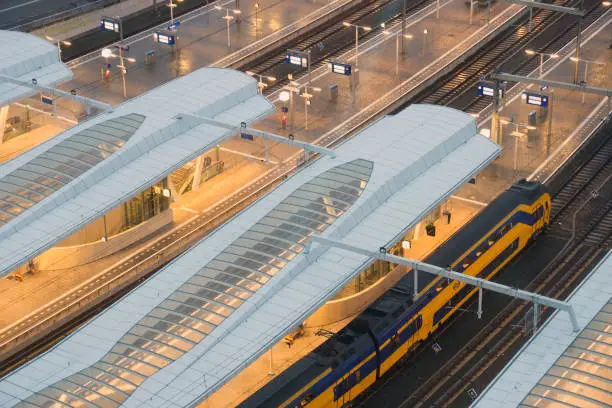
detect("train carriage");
top-left (240, 180), bottom-right (550, 408)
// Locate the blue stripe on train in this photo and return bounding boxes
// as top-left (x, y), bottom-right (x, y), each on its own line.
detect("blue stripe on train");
top-left (286, 206), bottom-right (544, 406)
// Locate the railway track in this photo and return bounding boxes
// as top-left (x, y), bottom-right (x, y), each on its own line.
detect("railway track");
top-left (403, 0), bottom-right (607, 112)
top-left (355, 125), bottom-right (612, 408)
top-left (247, 0), bottom-right (435, 95)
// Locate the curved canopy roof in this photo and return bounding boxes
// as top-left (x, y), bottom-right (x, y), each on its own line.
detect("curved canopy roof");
top-left (0, 104), bottom-right (501, 408)
top-left (473, 251), bottom-right (612, 408)
top-left (0, 30), bottom-right (73, 106)
top-left (0, 67), bottom-right (274, 277)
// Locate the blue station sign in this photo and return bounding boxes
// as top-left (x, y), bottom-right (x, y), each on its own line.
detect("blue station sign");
top-left (285, 52), bottom-right (308, 67)
top-left (328, 61), bottom-right (352, 76)
top-left (477, 82), bottom-right (503, 97)
top-left (168, 21), bottom-right (181, 31)
top-left (100, 16), bottom-right (120, 32)
top-left (241, 132), bottom-right (254, 141)
top-left (40, 94), bottom-right (53, 105)
top-left (153, 31), bottom-right (175, 45)
top-left (522, 91), bottom-right (549, 107)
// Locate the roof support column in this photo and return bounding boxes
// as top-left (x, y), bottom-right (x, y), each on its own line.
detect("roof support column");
top-left (308, 236), bottom-right (581, 332)
top-left (0, 106), bottom-right (8, 144)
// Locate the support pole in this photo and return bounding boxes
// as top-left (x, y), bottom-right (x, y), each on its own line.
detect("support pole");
top-left (546, 89), bottom-right (553, 157)
top-left (436, 0), bottom-right (440, 19)
top-left (574, 17), bottom-right (582, 84)
top-left (533, 302), bottom-right (539, 335)
top-left (413, 266), bottom-right (419, 300)
top-left (264, 137), bottom-right (269, 164)
top-left (477, 286), bottom-right (483, 319)
top-left (103, 214), bottom-right (108, 241)
top-left (0, 105), bottom-right (9, 144)
top-left (401, 0), bottom-right (407, 54)
top-left (491, 78), bottom-right (502, 145)
top-left (268, 347), bottom-right (274, 376)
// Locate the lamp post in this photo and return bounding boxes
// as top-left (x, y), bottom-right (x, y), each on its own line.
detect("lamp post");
top-left (246, 71), bottom-right (276, 94)
top-left (500, 119), bottom-right (536, 176)
top-left (381, 23), bottom-right (413, 77)
top-left (255, 2), bottom-right (260, 39)
top-left (215, 6), bottom-right (241, 48)
top-left (342, 21), bottom-right (372, 76)
top-left (168, 0), bottom-right (184, 27)
top-left (45, 36), bottom-right (71, 60)
top-left (300, 85), bottom-right (321, 130)
top-left (525, 49), bottom-right (560, 78)
top-left (422, 28), bottom-right (428, 57)
top-left (570, 56), bottom-right (605, 103)
top-left (469, 0), bottom-right (478, 25)
top-left (101, 48), bottom-right (136, 99)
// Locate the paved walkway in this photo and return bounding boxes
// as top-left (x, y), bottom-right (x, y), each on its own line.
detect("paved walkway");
top-left (0, 158), bottom-right (265, 331)
top-left (465, 10), bottom-right (612, 204)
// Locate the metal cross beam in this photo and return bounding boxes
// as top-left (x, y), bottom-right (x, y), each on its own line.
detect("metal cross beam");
top-left (307, 235), bottom-right (581, 332)
top-left (183, 113), bottom-right (337, 159)
top-left (504, 0), bottom-right (585, 16)
top-left (0, 74), bottom-right (113, 112)
top-left (492, 72), bottom-right (612, 97)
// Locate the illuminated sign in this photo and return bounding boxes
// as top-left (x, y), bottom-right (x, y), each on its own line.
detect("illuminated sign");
top-left (285, 53), bottom-right (308, 67)
top-left (40, 94), bottom-right (53, 105)
top-left (100, 17), bottom-right (120, 32)
top-left (522, 91), bottom-right (549, 107)
top-left (153, 32), bottom-right (175, 45)
top-left (477, 83), bottom-right (503, 97)
top-left (328, 61), bottom-right (352, 76)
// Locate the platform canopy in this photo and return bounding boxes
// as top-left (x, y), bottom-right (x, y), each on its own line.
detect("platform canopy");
top-left (0, 104), bottom-right (501, 408)
top-left (0, 30), bottom-right (74, 106)
top-left (0, 67), bottom-right (274, 277)
top-left (472, 251), bottom-right (612, 408)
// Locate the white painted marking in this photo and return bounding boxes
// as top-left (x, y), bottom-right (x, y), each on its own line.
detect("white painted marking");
top-left (0, 0), bottom-right (44, 14)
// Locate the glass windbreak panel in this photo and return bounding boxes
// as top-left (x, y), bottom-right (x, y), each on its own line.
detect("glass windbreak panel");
top-left (22, 159), bottom-right (373, 405)
top-left (0, 114), bottom-right (144, 226)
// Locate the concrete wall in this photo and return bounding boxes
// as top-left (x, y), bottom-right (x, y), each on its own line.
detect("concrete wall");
top-left (36, 209), bottom-right (173, 271)
top-left (306, 264), bottom-right (408, 328)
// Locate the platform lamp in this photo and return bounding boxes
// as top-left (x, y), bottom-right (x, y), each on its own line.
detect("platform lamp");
top-left (45, 35), bottom-right (71, 60)
top-left (246, 71), bottom-right (276, 94)
top-left (381, 23), bottom-right (413, 77)
top-left (525, 49), bottom-right (559, 78)
top-left (215, 5), bottom-right (241, 48)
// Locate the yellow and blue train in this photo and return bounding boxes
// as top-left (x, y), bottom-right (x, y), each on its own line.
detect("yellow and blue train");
top-left (240, 180), bottom-right (551, 408)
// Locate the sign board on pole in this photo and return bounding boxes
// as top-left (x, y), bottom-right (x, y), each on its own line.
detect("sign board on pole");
top-left (241, 133), bottom-right (254, 141)
top-left (477, 83), bottom-right (503, 97)
top-left (100, 16), bottom-right (120, 32)
top-left (168, 21), bottom-right (181, 31)
top-left (114, 44), bottom-right (129, 51)
top-left (285, 52), bottom-right (308, 67)
top-left (41, 94), bottom-right (53, 105)
top-left (153, 32), bottom-right (175, 45)
top-left (522, 91), bottom-right (549, 107)
top-left (328, 61), bottom-right (352, 76)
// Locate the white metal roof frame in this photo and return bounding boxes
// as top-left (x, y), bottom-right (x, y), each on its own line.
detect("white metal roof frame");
top-left (472, 250), bottom-right (612, 408)
top-left (0, 105), bottom-right (501, 408)
top-left (0, 67), bottom-right (275, 277)
top-left (0, 30), bottom-right (74, 106)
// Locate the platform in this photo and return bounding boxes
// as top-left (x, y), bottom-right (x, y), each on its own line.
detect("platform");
top-left (472, 250), bottom-right (612, 408)
top-left (0, 67), bottom-right (273, 278)
top-left (0, 105), bottom-right (500, 407)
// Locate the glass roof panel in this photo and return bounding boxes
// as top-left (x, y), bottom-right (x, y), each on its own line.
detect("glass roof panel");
top-left (0, 114), bottom-right (143, 227)
top-left (22, 159), bottom-right (373, 406)
top-left (522, 300), bottom-right (612, 408)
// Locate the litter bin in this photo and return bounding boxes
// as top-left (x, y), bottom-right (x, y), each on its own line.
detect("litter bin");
top-left (329, 84), bottom-right (338, 102)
